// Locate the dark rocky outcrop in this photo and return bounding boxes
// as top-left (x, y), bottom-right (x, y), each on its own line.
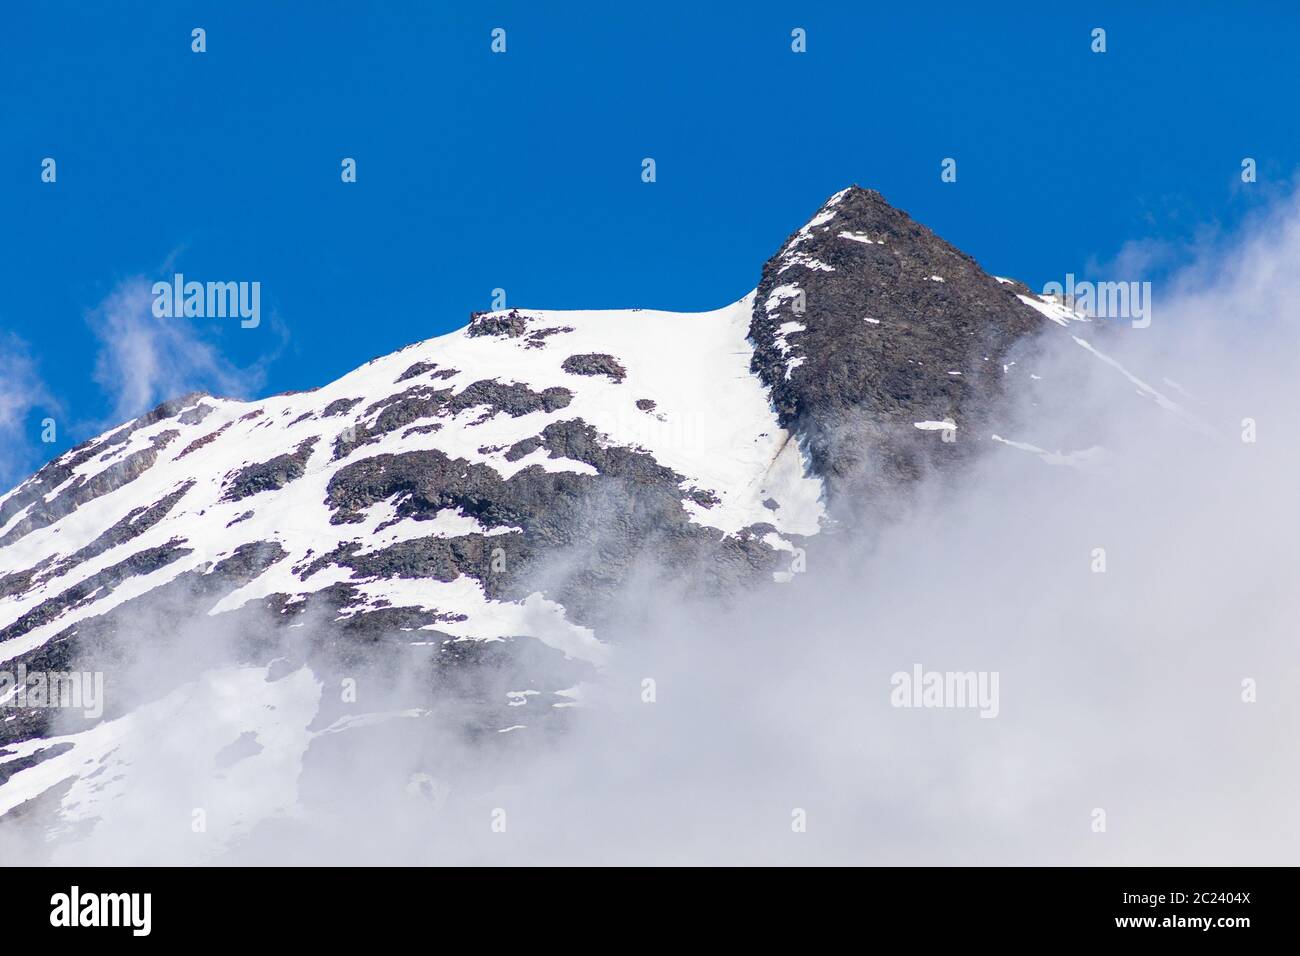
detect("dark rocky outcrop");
top-left (0, 428), bottom-right (183, 549)
top-left (177, 402), bottom-right (215, 426)
top-left (396, 361), bottom-right (438, 383)
top-left (322, 415), bottom-right (778, 630)
top-left (562, 353), bottom-right (627, 383)
top-left (45, 481), bottom-right (195, 579)
top-left (0, 540), bottom-right (288, 748)
top-left (749, 186), bottom-right (1046, 505)
top-left (321, 397), bottom-right (363, 418)
top-left (525, 326), bottom-right (574, 348)
top-left (222, 437), bottom-right (319, 502)
top-left (333, 380), bottom-right (573, 459)
top-left (175, 421), bottom-right (232, 460)
top-left (0, 743), bottom-right (74, 787)
top-left (467, 309), bottom-right (529, 338)
top-left (0, 392), bottom-right (206, 538)
top-left (0, 539), bottom-right (194, 648)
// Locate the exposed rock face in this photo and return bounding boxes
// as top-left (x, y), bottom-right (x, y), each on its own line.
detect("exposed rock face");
top-left (0, 284), bottom-right (818, 791)
top-left (466, 309), bottom-right (529, 338)
top-left (321, 397), bottom-right (363, 417)
top-left (396, 361), bottom-right (439, 383)
top-left (561, 353), bottom-right (627, 383)
top-left (176, 421), bottom-right (231, 459)
top-left (332, 381), bottom-right (574, 459)
top-left (222, 438), bottom-right (318, 502)
top-left (323, 417), bottom-right (777, 627)
top-left (177, 403), bottom-right (215, 426)
top-left (525, 326), bottom-right (573, 349)
top-left (0, 417), bottom-right (188, 548)
top-left (0, 539), bottom-right (195, 650)
top-left (2, 540), bottom-right (290, 747)
top-left (749, 186), bottom-right (1044, 502)
top-left (49, 481), bottom-right (195, 578)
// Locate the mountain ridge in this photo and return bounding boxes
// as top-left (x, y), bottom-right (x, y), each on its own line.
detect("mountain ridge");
top-left (0, 186), bottom-right (1194, 851)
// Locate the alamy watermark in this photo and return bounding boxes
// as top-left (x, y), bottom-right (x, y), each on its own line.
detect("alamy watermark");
top-left (890, 663), bottom-right (999, 718)
top-left (50, 886), bottom-right (151, 936)
top-left (152, 273), bottom-right (261, 328)
top-left (1042, 273), bottom-right (1151, 328)
top-left (0, 664), bottom-right (104, 719)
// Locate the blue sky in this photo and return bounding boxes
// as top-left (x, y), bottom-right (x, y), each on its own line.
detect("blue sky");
top-left (1, 1), bottom-right (1296, 481)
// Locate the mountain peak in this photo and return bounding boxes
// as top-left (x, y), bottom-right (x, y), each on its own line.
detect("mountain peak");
top-left (0, 185), bottom-right (1172, 858)
top-left (794, 185), bottom-right (961, 257)
top-left (748, 186), bottom-right (1047, 501)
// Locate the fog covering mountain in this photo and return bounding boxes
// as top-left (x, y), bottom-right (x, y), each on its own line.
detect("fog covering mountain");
top-left (1, 186), bottom-right (1295, 865)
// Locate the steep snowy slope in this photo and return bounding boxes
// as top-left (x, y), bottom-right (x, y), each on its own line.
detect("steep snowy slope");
top-left (0, 295), bottom-right (831, 848)
top-left (0, 186), bottom-right (1208, 855)
top-left (0, 294), bottom-right (822, 671)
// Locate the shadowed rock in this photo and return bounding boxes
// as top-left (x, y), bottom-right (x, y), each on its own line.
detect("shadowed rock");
top-left (562, 353), bottom-right (627, 382)
top-left (222, 437), bottom-right (319, 502)
top-left (749, 186), bottom-right (1046, 506)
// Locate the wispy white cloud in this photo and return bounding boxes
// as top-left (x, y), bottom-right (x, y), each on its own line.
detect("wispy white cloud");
top-left (0, 334), bottom-right (58, 491)
top-left (85, 277), bottom-right (278, 424)
top-left (1086, 173), bottom-right (1300, 288)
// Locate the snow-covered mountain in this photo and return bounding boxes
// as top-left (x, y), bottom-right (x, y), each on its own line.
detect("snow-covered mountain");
top-left (0, 187), bottom-right (1203, 857)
